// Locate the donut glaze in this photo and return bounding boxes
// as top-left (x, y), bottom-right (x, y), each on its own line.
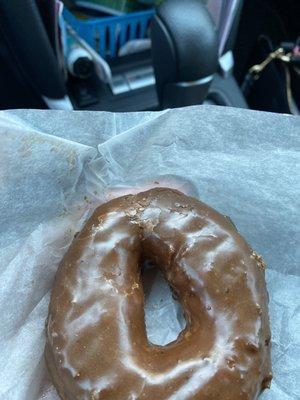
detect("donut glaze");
top-left (45, 188), bottom-right (272, 400)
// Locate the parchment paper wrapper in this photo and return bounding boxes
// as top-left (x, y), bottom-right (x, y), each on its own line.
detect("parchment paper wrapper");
top-left (0, 106), bottom-right (299, 399)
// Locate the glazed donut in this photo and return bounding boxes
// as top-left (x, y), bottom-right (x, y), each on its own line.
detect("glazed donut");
top-left (45, 188), bottom-right (272, 400)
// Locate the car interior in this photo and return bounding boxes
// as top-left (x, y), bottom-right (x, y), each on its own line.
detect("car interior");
top-left (0, 0), bottom-right (299, 114)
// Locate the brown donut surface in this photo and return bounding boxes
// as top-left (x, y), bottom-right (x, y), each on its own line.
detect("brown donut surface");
top-left (45, 188), bottom-right (272, 400)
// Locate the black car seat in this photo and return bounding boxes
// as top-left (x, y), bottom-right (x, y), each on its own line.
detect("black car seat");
top-left (0, 0), bottom-right (72, 110)
top-left (151, 0), bottom-right (247, 109)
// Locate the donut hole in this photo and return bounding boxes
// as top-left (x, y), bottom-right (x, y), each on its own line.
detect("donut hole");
top-left (141, 260), bottom-right (186, 346)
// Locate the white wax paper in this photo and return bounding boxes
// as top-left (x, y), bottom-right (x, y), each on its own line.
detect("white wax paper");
top-left (0, 106), bottom-right (299, 400)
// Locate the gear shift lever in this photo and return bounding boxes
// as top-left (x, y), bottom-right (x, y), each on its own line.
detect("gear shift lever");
top-left (151, 0), bottom-right (218, 109)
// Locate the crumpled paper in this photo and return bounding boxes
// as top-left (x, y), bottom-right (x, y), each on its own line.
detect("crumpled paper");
top-left (0, 106), bottom-right (299, 400)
